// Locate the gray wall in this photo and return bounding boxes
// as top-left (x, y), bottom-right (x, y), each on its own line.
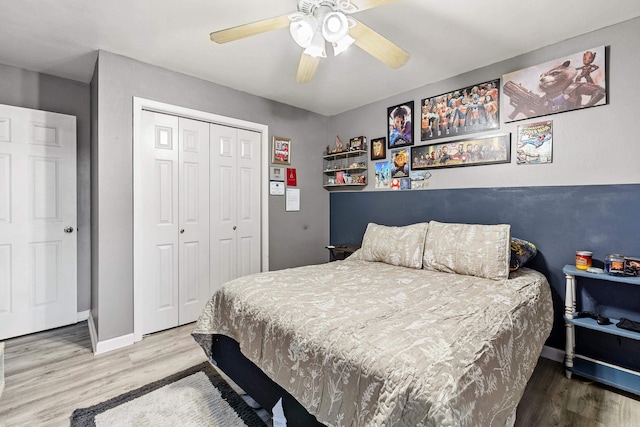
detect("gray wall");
top-left (0, 62), bottom-right (92, 313)
top-left (329, 17), bottom-right (640, 190)
top-left (93, 51), bottom-right (330, 341)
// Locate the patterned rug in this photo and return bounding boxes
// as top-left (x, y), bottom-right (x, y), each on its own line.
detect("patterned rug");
top-left (70, 362), bottom-right (266, 427)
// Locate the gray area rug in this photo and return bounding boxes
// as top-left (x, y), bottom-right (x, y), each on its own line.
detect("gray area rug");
top-left (70, 362), bottom-right (266, 426)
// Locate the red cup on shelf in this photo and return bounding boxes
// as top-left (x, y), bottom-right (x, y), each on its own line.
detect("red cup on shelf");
top-left (575, 251), bottom-right (593, 270)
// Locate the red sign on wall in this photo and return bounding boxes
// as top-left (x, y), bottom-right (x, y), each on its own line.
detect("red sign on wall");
top-left (286, 168), bottom-right (297, 186)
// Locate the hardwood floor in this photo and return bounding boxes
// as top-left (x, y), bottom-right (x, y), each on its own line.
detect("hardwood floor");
top-left (516, 357), bottom-right (640, 427)
top-left (0, 322), bottom-right (208, 426)
top-left (1, 322), bottom-right (639, 426)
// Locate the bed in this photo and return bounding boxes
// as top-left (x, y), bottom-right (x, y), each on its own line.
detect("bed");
top-left (193, 221), bottom-right (553, 426)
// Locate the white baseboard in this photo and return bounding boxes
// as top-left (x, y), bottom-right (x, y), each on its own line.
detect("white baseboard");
top-left (87, 314), bottom-right (134, 355)
top-left (77, 310), bottom-right (90, 322)
top-left (0, 342), bottom-right (5, 400)
top-left (540, 345), bottom-right (564, 363)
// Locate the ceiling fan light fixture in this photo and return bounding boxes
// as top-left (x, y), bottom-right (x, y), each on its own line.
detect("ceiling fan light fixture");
top-left (321, 11), bottom-right (349, 43)
top-left (332, 33), bottom-right (355, 56)
top-left (290, 16), bottom-right (317, 48)
top-left (303, 30), bottom-right (327, 58)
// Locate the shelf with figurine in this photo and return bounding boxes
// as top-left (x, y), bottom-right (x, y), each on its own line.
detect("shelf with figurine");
top-left (323, 136), bottom-right (368, 190)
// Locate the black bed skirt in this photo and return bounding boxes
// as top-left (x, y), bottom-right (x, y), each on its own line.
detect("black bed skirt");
top-left (195, 333), bottom-right (325, 427)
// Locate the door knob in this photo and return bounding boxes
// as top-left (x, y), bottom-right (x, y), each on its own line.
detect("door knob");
top-left (180, 229), bottom-right (185, 234)
top-left (233, 226), bottom-right (237, 230)
top-left (64, 226), bottom-right (74, 233)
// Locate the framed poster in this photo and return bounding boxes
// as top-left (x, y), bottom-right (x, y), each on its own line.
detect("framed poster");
top-left (370, 137), bottom-right (386, 161)
top-left (502, 46), bottom-right (606, 122)
top-left (411, 134), bottom-right (511, 169)
top-left (272, 136), bottom-right (291, 165)
top-left (390, 147), bottom-right (410, 177)
top-left (421, 79), bottom-right (500, 141)
top-left (516, 120), bottom-right (553, 164)
top-left (374, 161), bottom-right (390, 189)
top-left (387, 101), bottom-right (413, 148)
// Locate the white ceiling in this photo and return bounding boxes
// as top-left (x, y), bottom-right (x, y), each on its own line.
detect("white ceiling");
top-left (1, 0), bottom-right (639, 116)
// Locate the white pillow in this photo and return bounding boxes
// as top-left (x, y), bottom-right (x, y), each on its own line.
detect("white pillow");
top-left (360, 222), bottom-right (429, 269)
top-left (422, 221), bottom-right (511, 280)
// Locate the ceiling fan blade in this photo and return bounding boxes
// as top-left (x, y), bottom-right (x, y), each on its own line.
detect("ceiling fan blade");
top-left (350, 19), bottom-right (410, 69)
top-left (296, 53), bottom-right (320, 83)
top-left (350, 0), bottom-right (399, 12)
top-left (210, 15), bottom-right (291, 44)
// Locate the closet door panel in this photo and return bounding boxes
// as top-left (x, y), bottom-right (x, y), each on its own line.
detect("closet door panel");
top-left (236, 129), bottom-right (261, 277)
top-left (210, 124), bottom-right (238, 294)
top-left (139, 111), bottom-right (179, 334)
top-left (178, 118), bottom-right (210, 325)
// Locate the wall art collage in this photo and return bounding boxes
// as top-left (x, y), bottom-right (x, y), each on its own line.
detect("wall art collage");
top-left (371, 45), bottom-right (606, 191)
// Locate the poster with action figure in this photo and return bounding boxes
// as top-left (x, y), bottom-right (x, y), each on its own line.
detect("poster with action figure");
top-left (420, 79), bottom-right (500, 142)
top-left (516, 120), bottom-right (553, 165)
top-left (502, 46), bottom-right (606, 122)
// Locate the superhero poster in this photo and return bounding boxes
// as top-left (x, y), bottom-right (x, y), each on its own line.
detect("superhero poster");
top-left (411, 134), bottom-right (510, 170)
top-left (502, 46), bottom-right (606, 122)
top-left (516, 121), bottom-right (553, 165)
top-left (387, 101), bottom-right (413, 148)
top-left (420, 79), bottom-right (500, 142)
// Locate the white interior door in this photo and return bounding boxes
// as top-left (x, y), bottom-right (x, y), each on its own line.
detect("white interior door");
top-left (0, 104), bottom-right (77, 340)
top-left (210, 124), bottom-right (261, 294)
top-left (137, 111), bottom-right (210, 335)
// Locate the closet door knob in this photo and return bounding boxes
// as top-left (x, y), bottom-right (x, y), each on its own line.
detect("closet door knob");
top-left (64, 226), bottom-right (74, 233)
top-left (180, 229), bottom-right (185, 234)
top-left (233, 226), bottom-right (237, 230)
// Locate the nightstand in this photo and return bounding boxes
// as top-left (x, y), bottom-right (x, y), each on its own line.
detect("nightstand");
top-left (563, 264), bottom-right (640, 395)
top-left (326, 244), bottom-right (360, 262)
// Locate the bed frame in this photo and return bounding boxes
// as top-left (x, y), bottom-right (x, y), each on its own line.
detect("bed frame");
top-left (210, 334), bottom-right (324, 426)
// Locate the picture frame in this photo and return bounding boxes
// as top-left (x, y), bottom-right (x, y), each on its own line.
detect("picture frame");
top-left (390, 147), bottom-right (410, 178)
top-left (272, 136), bottom-right (291, 165)
top-left (411, 133), bottom-right (511, 169)
top-left (374, 161), bottom-right (390, 189)
top-left (420, 79), bottom-right (500, 142)
top-left (349, 136), bottom-right (365, 151)
top-left (516, 120), bottom-right (553, 164)
top-left (370, 137), bottom-right (386, 161)
top-left (387, 101), bottom-right (414, 149)
top-left (502, 46), bottom-right (606, 122)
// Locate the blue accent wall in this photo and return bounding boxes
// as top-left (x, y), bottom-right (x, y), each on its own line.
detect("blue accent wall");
top-left (330, 184), bottom-right (640, 365)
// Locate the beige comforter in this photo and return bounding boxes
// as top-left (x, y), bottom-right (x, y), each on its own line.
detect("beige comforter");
top-left (193, 259), bottom-right (553, 426)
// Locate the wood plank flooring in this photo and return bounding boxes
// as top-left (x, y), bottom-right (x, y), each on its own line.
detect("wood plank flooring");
top-left (1, 322), bottom-right (639, 426)
top-left (0, 322), bottom-right (209, 426)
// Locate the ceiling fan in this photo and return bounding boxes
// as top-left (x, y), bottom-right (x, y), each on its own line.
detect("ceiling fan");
top-left (209, 0), bottom-right (410, 83)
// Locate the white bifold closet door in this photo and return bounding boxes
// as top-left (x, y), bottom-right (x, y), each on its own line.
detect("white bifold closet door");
top-left (209, 124), bottom-right (261, 295)
top-left (0, 104), bottom-right (77, 340)
top-left (138, 111), bottom-right (210, 335)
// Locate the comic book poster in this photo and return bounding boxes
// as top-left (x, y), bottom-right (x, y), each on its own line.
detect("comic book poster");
top-left (517, 121), bottom-right (553, 165)
top-left (420, 79), bottom-right (500, 141)
top-left (502, 46), bottom-right (606, 122)
top-left (374, 161), bottom-right (390, 189)
top-left (390, 148), bottom-right (410, 178)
